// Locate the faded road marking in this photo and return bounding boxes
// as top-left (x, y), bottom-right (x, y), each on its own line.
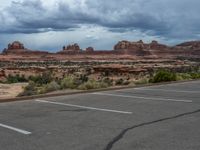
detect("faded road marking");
top-left (134, 88), bottom-right (200, 94)
top-left (36, 99), bottom-right (132, 114)
top-left (0, 123), bottom-right (31, 135)
top-left (92, 92), bottom-right (193, 103)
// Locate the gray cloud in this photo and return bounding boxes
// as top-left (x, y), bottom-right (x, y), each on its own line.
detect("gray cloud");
top-left (0, 0), bottom-right (200, 49)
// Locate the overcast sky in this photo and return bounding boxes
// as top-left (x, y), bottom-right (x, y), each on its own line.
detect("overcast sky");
top-left (0, 0), bottom-right (200, 51)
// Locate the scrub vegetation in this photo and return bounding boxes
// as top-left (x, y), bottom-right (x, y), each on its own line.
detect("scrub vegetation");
top-left (1, 67), bottom-right (198, 97)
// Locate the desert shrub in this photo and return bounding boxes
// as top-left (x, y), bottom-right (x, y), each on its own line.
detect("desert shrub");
top-left (150, 70), bottom-right (177, 83)
top-left (134, 78), bottom-right (149, 85)
top-left (79, 74), bottom-right (89, 83)
top-left (171, 72), bottom-right (200, 81)
top-left (78, 80), bottom-right (109, 90)
top-left (28, 72), bottom-right (53, 85)
top-left (190, 73), bottom-right (200, 79)
top-left (46, 81), bottom-right (60, 91)
top-left (176, 73), bottom-right (192, 80)
top-left (115, 78), bottom-right (124, 85)
top-left (123, 80), bottom-right (130, 85)
top-left (18, 81), bottom-right (37, 96)
top-left (6, 75), bottom-right (18, 83)
top-left (38, 81), bottom-right (60, 94)
top-left (60, 76), bottom-right (79, 89)
top-left (102, 77), bottom-right (113, 86)
top-left (98, 81), bottom-right (109, 88)
top-left (115, 78), bottom-right (130, 85)
top-left (6, 74), bottom-right (28, 83)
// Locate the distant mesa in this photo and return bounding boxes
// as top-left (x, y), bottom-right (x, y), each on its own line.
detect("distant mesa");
top-left (8, 41), bottom-right (25, 50)
top-left (176, 41), bottom-right (200, 50)
top-left (114, 40), bottom-right (145, 51)
top-left (114, 40), bottom-right (168, 51)
top-left (60, 43), bottom-right (96, 54)
top-left (149, 40), bottom-right (168, 50)
top-left (86, 47), bottom-right (94, 52)
top-left (2, 41), bottom-right (49, 55)
top-left (2, 41), bottom-right (28, 54)
top-left (62, 43), bottom-right (81, 53)
top-left (1, 40), bottom-right (200, 59)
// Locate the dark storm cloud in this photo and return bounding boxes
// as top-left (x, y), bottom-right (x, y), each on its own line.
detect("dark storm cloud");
top-left (0, 0), bottom-right (200, 39)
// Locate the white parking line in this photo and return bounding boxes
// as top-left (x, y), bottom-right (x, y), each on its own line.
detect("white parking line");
top-left (92, 92), bottom-right (193, 103)
top-left (134, 88), bottom-right (200, 94)
top-left (36, 99), bottom-right (132, 114)
top-left (0, 123), bottom-right (31, 135)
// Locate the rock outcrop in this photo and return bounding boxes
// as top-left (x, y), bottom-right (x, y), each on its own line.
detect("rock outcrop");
top-left (8, 41), bottom-right (25, 49)
top-left (113, 40), bottom-right (200, 58)
top-left (2, 41), bottom-right (28, 54)
top-left (114, 40), bottom-right (153, 56)
top-left (175, 41), bottom-right (200, 50)
top-left (149, 40), bottom-right (168, 50)
top-left (2, 41), bottom-right (49, 55)
top-left (1, 40), bottom-right (200, 60)
top-left (62, 43), bottom-right (81, 52)
top-left (114, 40), bottom-right (146, 51)
top-left (86, 47), bottom-right (94, 52)
top-left (114, 40), bottom-right (168, 51)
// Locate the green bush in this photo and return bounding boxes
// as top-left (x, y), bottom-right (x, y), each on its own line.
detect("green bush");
top-left (46, 81), bottom-right (60, 92)
top-left (123, 80), bottom-right (131, 85)
top-left (39, 81), bottom-right (61, 94)
top-left (115, 78), bottom-right (130, 86)
top-left (190, 73), bottom-right (200, 79)
top-left (176, 73), bottom-right (192, 80)
top-left (151, 70), bottom-right (177, 83)
top-left (78, 74), bottom-right (89, 83)
top-left (102, 77), bottom-right (113, 86)
top-left (78, 80), bottom-right (109, 90)
top-left (60, 76), bottom-right (79, 89)
top-left (28, 72), bottom-right (53, 85)
top-left (6, 74), bottom-right (28, 83)
top-left (115, 78), bottom-right (124, 85)
top-left (18, 81), bottom-right (37, 97)
top-left (134, 78), bottom-right (149, 85)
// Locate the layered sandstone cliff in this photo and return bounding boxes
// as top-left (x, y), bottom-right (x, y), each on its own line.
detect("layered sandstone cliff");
top-left (113, 40), bottom-right (200, 58)
top-left (1, 40), bottom-right (200, 60)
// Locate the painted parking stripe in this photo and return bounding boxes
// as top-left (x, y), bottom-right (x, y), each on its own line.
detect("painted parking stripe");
top-left (134, 88), bottom-right (200, 94)
top-left (0, 123), bottom-right (31, 135)
top-left (36, 99), bottom-right (132, 114)
top-left (92, 92), bottom-right (193, 103)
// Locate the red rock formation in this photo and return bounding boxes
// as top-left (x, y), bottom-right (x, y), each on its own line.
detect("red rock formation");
top-left (114, 40), bottom-right (168, 51)
top-left (2, 41), bottom-right (28, 54)
top-left (114, 40), bottom-right (152, 56)
top-left (8, 41), bottom-right (24, 50)
top-left (1, 40), bottom-right (200, 60)
top-left (149, 40), bottom-right (168, 50)
top-left (86, 47), bottom-right (94, 52)
top-left (114, 40), bottom-right (145, 50)
top-left (113, 40), bottom-right (199, 58)
top-left (176, 41), bottom-right (200, 50)
top-left (2, 41), bottom-right (49, 55)
top-left (62, 43), bottom-right (81, 52)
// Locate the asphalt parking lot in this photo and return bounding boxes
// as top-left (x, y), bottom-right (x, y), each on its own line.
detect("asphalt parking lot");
top-left (0, 80), bottom-right (200, 150)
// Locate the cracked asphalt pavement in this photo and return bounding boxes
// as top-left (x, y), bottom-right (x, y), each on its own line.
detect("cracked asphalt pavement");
top-left (0, 80), bottom-right (200, 150)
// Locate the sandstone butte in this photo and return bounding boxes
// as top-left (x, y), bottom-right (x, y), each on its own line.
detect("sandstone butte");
top-left (0, 40), bottom-right (200, 61)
